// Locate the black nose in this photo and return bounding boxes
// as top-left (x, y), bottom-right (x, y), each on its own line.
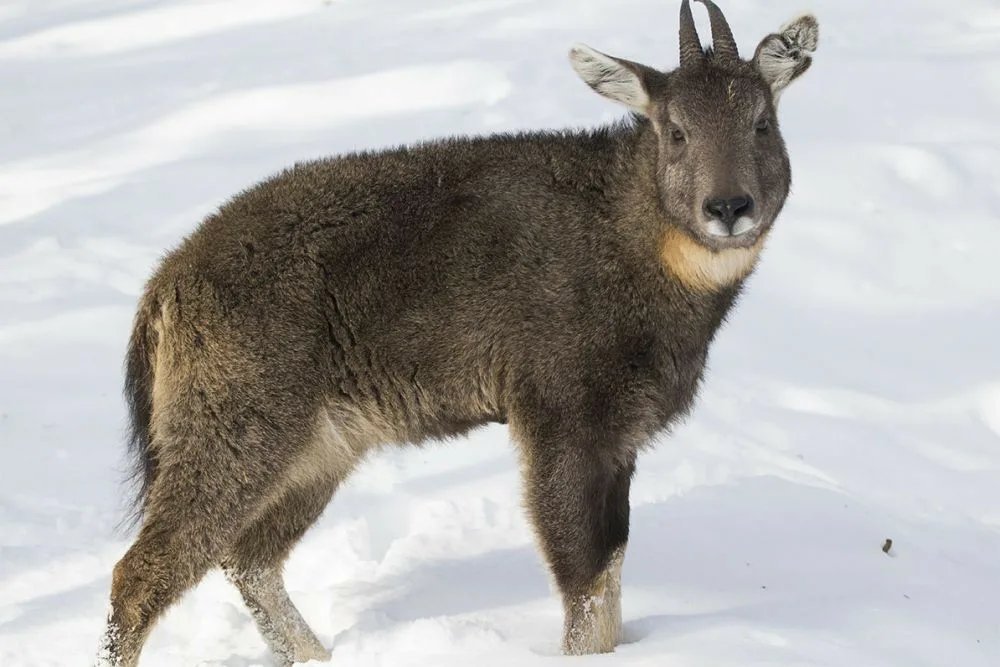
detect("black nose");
top-left (703, 195), bottom-right (754, 228)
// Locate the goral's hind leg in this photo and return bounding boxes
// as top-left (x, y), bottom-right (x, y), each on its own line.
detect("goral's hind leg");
top-left (223, 482), bottom-right (337, 665)
top-left (97, 456), bottom-right (280, 666)
top-left (224, 566), bottom-right (329, 666)
top-left (515, 421), bottom-right (635, 655)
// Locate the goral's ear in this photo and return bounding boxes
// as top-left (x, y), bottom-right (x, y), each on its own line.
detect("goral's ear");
top-left (569, 44), bottom-right (659, 116)
top-left (753, 15), bottom-right (819, 99)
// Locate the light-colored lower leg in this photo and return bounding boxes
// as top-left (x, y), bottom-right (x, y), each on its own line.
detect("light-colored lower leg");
top-left (562, 545), bottom-right (625, 655)
top-left (225, 566), bottom-right (330, 665)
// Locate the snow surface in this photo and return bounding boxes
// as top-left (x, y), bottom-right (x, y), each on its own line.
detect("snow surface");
top-left (2, 0), bottom-right (999, 665)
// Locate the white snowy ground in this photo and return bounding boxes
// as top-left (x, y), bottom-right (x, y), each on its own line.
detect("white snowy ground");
top-left (1, 0), bottom-right (999, 664)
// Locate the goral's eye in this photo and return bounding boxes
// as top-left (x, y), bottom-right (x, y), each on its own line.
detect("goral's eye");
top-left (670, 127), bottom-right (686, 143)
top-left (755, 117), bottom-right (771, 134)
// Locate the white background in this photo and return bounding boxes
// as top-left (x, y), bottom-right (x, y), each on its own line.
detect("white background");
top-left (1, 0), bottom-right (999, 664)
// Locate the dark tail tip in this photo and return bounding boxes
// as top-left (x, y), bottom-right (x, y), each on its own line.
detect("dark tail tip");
top-left (119, 300), bottom-right (158, 532)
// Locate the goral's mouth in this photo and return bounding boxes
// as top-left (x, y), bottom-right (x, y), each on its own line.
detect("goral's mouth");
top-left (699, 216), bottom-right (763, 249)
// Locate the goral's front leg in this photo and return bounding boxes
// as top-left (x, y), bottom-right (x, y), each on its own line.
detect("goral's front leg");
top-left (562, 544), bottom-right (626, 654)
top-left (514, 419), bottom-right (635, 654)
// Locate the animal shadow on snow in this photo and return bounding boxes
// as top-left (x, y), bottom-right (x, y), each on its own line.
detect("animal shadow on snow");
top-left (346, 475), bottom-right (886, 650)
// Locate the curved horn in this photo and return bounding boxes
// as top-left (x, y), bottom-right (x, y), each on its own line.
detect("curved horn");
top-left (679, 0), bottom-right (704, 67)
top-left (696, 0), bottom-right (739, 62)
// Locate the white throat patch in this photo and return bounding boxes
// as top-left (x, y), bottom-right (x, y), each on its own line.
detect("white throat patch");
top-left (661, 226), bottom-right (767, 291)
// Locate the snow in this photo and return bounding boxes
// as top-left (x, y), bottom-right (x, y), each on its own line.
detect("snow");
top-left (1, 0), bottom-right (998, 665)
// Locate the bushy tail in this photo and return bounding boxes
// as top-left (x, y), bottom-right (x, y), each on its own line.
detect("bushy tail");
top-left (122, 295), bottom-right (159, 530)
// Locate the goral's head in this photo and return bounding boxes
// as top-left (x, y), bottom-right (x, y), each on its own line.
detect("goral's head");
top-left (570, 0), bottom-right (819, 251)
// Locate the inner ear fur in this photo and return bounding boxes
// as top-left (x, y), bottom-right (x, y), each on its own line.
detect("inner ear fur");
top-left (569, 44), bottom-right (664, 116)
top-left (753, 14), bottom-right (819, 96)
